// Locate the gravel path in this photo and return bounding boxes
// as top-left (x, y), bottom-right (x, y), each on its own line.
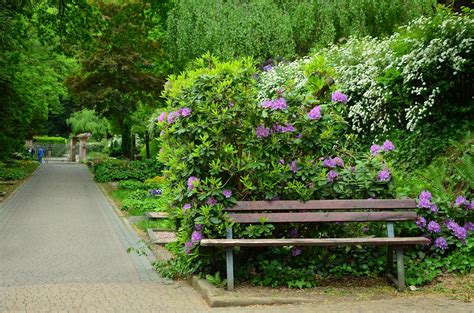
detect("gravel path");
top-left (0, 163), bottom-right (471, 312)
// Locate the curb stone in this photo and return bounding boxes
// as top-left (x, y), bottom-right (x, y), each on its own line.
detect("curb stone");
top-left (190, 276), bottom-right (315, 308)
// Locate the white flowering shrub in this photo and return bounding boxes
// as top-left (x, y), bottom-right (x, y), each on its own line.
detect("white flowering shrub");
top-left (319, 8), bottom-right (474, 134)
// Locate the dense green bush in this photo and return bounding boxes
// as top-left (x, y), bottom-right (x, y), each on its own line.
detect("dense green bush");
top-left (0, 168), bottom-right (25, 180)
top-left (93, 159), bottom-right (162, 182)
top-left (154, 55), bottom-right (399, 284)
top-left (0, 160), bottom-right (38, 180)
top-left (33, 136), bottom-right (67, 144)
top-left (166, 0), bottom-right (434, 69)
top-left (396, 134), bottom-right (473, 285)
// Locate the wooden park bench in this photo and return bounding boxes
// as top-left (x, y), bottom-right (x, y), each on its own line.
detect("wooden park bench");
top-left (200, 199), bottom-right (429, 291)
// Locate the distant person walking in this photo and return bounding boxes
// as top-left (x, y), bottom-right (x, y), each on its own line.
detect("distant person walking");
top-left (38, 147), bottom-right (44, 164)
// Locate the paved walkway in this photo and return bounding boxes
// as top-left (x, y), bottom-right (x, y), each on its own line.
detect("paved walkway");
top-left (0, 163), bottom-right (472, 312)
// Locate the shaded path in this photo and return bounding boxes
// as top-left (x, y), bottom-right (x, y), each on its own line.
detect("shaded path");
top-left (0, 163), bottom-right (207, 312)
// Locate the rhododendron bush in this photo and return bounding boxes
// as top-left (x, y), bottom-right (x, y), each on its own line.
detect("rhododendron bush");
top-left (153, 54), bottom-right (400, 283)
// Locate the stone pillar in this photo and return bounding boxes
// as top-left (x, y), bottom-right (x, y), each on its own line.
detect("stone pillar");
top-left (69, 138), bottom-right (77, 162)
top-left (79, 138), bottom-right (87, 162)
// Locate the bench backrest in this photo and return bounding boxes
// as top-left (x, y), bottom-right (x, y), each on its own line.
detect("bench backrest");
top-left (224, 199), bottom-right (417, 224)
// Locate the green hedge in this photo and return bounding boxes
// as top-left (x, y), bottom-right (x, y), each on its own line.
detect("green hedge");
top-left (33, 136), bottom-right (67, 144)
top-left (94, 159), bottom-right (162, 182)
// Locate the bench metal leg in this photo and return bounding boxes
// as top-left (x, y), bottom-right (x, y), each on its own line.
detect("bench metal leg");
top-left (396, 247), bottom-right (405, 291)
top-left (225, 227), bottom-right (234, 291)
top-left (386, 246), bottom-right (394, 274)
top-left (386, 222), bottom-right (394, 275)
top-left (226, 247), bottom-right (234, 290)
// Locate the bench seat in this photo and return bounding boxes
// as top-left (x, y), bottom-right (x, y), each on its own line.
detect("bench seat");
top-left (201, 237), bottom-right (430, 247)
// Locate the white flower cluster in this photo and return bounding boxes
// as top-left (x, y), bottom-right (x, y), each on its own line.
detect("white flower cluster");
top-left (256, 59), bottom-right (309, 102)
top-left (317, 12), bottom-right (473, 133)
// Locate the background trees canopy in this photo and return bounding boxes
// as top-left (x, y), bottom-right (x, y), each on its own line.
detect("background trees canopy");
top-left (67, 109), bottom-right (110, 140)
top-left (66, 1), bottom-right (167, 158)
top-left (166, 0), bottom-right (435, 70)
top-left (0, 0), bottom-right (79, 159)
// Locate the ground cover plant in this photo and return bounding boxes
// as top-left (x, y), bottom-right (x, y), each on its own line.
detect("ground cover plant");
top-left (109, 176), bottom-right (169, 217)
top-left (93, 159), bottom-right (162, 182)
top-left (0, 160), bottom-right (38, 181)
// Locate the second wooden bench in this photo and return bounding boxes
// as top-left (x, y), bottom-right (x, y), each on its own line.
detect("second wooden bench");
top-left (200, 199), bottom-right (429, 291)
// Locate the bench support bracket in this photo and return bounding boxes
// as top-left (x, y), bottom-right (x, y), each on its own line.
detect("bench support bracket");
top-left (225, 227), bottom-right (234, 290)
top-left (386, 222), bottom-right (405, 291)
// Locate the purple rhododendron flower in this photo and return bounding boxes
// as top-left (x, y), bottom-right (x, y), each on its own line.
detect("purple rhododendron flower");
top-left (296, 133), bottom-right (303, 138)
top-left (272, 97), bottom-right (287, 110)
top-left (430, 204), bottom-right (438, 214)
top-left (282, 123), bottom-right (295, 133)
top-left (333, 157), bottom-right (344, 167)
top-left (381, 140), bottom-right (395, 151)
top-left (434, 237), bottom-right (448, 250)
top-left (279, 159), bottom-right (285, 165)
top-left (256, 126), bottom-right (271, 138)
top-left (183, 203), bottom-right (191, 210)
top-left (184, 241), bottom-right (194, 255)
top-left (261, 99), bottom-right (273, 108)
top-left (289, 228), bottom-right (299, 238)
top-left (195, 224), bottom-right (203, 231)
top-left (180, 107), bottom-right (191, 117)
top-left (455, 196), bottom-right (468, 207)
top-left (323, 158), bottom-right (336, 168)
top-left (377, 169), bottom-right (391, 182)
top-left (453, 226), bottom-right (467, 241)
top-left (327, 170), bottom-right (338, 182)
top-left (418, 198), bottom-right (431, 208)
top-left (427, 221), bottom-right (441, 233)
top-left (416, 216), bottom-right (426, 228)
top-left (370, 144), bottom-right (381, 156)
top-left (191, 231), bottom-right (203, 243)
top-left (308, 106), bottom-right (321, 120)
top-left (419, 191), bottom-right (432, 201)
top-left (223, 189), bottom-right (232, 198)
top-left (157, 112), bottom-right (167, 122)
top-left (445, 219), bottom-right (459, 231)
top-left (167, 111), bottom-right (180, 124)
top-left (263, 64), bottom-right (272, 71)
top-left (464, 222), bottom-right (474, 232)
top-left (290, 160), bottom-right (298, 173)
top-left (291, 247), bottom-right (302, 257)
top-left (206, 197), bottom-right (217, 206)
top-left (272, 123), bottom-right (283, 133)
top-left (331, 91), bottom-right (348, 104)
top-left (187, 176), bottom-right (199, 190)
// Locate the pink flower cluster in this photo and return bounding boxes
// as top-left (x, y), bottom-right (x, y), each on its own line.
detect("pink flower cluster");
top-left (156, 107), bottom-right (192, 124)
top-left (370, 140), bottom-right (395, 156)
top-left (260, 97), bottom-right (287, 110)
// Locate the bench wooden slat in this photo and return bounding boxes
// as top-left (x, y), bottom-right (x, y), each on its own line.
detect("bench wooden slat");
top-left (145, 212), bottom-right (169, 219)
top-left (225, 199), bottom-right (416, 212)
top-left (228, 211), bottom-right (417, 223)
top-left (201, 237), bottom-right (430, 247)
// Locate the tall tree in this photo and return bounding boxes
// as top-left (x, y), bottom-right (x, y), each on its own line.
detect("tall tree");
top-left (67, 1), bottom-right (166, 158)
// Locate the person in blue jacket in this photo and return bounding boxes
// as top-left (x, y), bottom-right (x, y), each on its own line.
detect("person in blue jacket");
top-left (38, 147), bottom-right (44, 164)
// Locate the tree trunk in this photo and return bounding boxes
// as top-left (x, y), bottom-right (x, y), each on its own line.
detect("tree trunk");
top-left (121, 118), bottom-right (132, 159)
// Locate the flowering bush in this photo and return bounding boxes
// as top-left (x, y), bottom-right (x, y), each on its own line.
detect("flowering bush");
top-left (154, 54), bottom-right (399, 283)
top-left (320, 8), bottom-right (473, 134)
top-left (396, 137), bottom-right (473, 285)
